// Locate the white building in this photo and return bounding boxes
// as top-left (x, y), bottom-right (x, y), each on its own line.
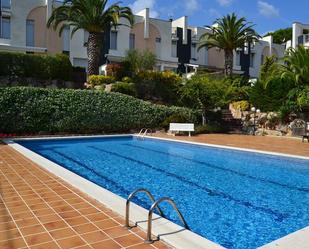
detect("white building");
top-left (292, 22), bottom-right (309, 49)
top-left (0, 0), bottom-right (285, 78)
top-left (0, 0), bottom-right (210, 74)
top-left (234, 36), bottom-right (285, 78)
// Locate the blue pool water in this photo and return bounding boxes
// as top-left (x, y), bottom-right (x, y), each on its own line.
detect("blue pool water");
top-left (18, 136), bottom-right (309, 249)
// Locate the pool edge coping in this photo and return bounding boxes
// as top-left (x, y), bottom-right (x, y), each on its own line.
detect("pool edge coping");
top-left (4, 135), bottom-right (224, 249)
top-left (143, 135), bottom-right (309, 161)
top-left (4, 134), bottom-right (309, 249)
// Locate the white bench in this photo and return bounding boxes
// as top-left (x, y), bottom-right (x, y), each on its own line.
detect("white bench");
top-left (169, 123), bottom-right (195, 137)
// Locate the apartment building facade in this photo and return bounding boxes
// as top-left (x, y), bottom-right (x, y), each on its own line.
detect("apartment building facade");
top-left (233, 36), bottom-right (285, 78)
top-left (291, 22), bottom-right (309, 49)
top-left (0, 0), bottom-right (210, 74)
top-left (0, 0), bottom-right (285, 78)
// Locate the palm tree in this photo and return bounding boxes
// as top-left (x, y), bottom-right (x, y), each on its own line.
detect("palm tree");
top-left (47, 0), bottom-right (134, 76)
top-left (281, 46), bottom-right (309, 86)
top-left (198, 13), bottom-right (259, 76)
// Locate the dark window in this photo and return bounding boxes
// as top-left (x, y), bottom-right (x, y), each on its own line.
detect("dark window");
top-left (110, 31), bottom-right (117, 50)
top-left (129, 33), bottom-right (135, 50)
top-left (26, 20), bottom-right (35, 46)
top-left (1, 17), bottom-right (10, 39)
top-left (1, 0), bottom-right (11, 8)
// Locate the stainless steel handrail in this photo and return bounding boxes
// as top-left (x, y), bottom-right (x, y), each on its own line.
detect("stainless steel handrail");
top-left (138, 128), bottom-right (147, 136)
top-left (125, 188), bottom-right (164, 228)
top-left (145, 197), bottom-right (189, 243)
top-left (142, 128), bottom-right (153, 137)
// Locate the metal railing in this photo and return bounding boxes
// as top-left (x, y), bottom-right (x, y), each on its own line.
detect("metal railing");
top-left (137, 128), bottom-right (153, 139)
top-left (145, 197), bottom-right (189, 243)
top-left (125, 188), bottom-right (164, 228)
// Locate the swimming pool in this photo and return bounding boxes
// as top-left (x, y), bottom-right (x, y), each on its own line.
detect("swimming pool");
top-left (17, 136), bottom-right (309, 249)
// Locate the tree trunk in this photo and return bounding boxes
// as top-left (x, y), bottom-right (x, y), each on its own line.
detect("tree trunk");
top-left (87, 32), bottom-right (102, 76)
top-left (224, 49), bottom-right (234, 77)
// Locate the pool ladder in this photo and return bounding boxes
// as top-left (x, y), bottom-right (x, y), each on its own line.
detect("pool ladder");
top-left (137, 128), bottom-right (153, 139)
top-left (125, 188), bottom-right (189, 243)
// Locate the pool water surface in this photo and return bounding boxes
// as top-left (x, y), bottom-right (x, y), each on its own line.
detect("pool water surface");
top-left (17, 136), bottom-right (309, 249)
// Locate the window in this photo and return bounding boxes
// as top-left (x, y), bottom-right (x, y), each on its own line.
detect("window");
top-left (236, 51), bottom-right (241, 66)
top-left (1, 0), bottom-right (11, 8)
top-left (250, 53), bottom-right (255, 67)
top-left (129, 33), bottom-right (135, 50)
top-left (62, 26), bottom-right (70, 53)
top-left (191, 43), bottom-right (197, 59)
top-left (84, 30), bottom-right (89, 46)
top-left (26, 20), bottom-right (35, 46)
top-left (1, 17), bottom-right (10, 39)
top-left (110, 31), bottom-right (117, 50)
top-left (171, 41), bottom-right (177, 57)
top-left (261, 54), bottom-right (264, 65)
top-left (155, 37), bottom-right (161, 43)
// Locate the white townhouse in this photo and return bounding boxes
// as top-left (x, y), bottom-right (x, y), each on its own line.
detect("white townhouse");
top-left (0, 0), bottom-right (210, 73)
top-left (0, 0), bottom-right (285, 78)
top-left (291, 22), bottom-right (309, 49)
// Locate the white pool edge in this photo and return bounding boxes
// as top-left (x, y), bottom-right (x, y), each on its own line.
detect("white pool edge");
top-left (142, 135), bottom-right (309, 161)
top-left (5, 136), bottom-right (224, 249)
top-left (4, 134), bottom-right (309, 249)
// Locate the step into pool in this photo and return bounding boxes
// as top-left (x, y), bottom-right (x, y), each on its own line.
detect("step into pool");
top-left (17, 136), bottom-right (309, 249)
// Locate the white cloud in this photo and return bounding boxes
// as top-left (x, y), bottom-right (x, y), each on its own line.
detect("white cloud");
top-left (216, 0), bottom-right (233, 7)
top-left (184, 0), bottom-right (199, 13)
top-left (129, 0), bottom-right (159, 18)
top-left (257, 1), bottom-right (279, 17)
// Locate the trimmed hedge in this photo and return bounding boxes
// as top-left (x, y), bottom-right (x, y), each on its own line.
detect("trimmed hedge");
top-left (0, 52), bottom-right (72, 81)
top-left (0, 87), bottom-right (199, 134)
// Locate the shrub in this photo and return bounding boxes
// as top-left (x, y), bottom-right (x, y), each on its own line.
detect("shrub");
top-left (134, 71), bottom-right (182, 104)
top-left (180, 74), bottom-right (236, 110)
top-left (88, 75), bottom-right (115, 86)
top-left (0, 87), bottom-right (199, 134)
top-left (122, 77), bottom-right (133, 83)
top-left (123, 49), bottom-right (156, 76)
top-left (194, 124), bottom-right (225, 134)
top-left (297, 86), bottom-right (309, 110)
top-left (232, 100), bottom-right (250, 111)
top-left (111, 82), bottom-right (137, 97)
top-left (249, 78), bottom-right (294, 112)
top-left (106, 63), bottom-right (123, 80)
top-left (0, 52), bottom-right (72, 81)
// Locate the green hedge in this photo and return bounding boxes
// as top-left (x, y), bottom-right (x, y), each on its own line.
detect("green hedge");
top-left (0, 87), bottom-right (199, 134)
top-left (0, 52), bottom-right (72, 81)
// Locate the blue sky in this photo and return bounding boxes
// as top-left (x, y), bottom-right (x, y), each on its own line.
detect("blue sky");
top-left (119, 0), bottom-right (309, 34)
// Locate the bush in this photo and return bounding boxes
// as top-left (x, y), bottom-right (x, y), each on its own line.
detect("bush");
top-left (0, 52), bottom-right (72, 81)
top-left (297, 86), bottom-right (309, 110)
top-left (194, 124), bottom-right (225, 134)
top-left (111, 82), bottom-right (137, 97)
top-left (134, 71), bottom-right (182, 104)
top-left (232, 100), bottom-right (250, 111)
top-left (0, 87), bottom-right (199, 134)
top-left (249, 78), bottom-right (294, 112)
top-left (180, 74), bottom-right (236, 110)
top-left (88, 75), bottom-right (115, 86)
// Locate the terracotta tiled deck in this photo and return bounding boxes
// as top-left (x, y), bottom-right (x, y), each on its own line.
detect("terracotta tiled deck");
top-left (154, 133), bottom-right (309, 157)
top-left (0, 143), bottom-right (170, 249)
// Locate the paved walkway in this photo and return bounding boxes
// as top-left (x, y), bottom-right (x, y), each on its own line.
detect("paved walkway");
top-left (154, 133), bottom-right (309, 157)
top-left (0, 143), bottom-right (169, 249)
